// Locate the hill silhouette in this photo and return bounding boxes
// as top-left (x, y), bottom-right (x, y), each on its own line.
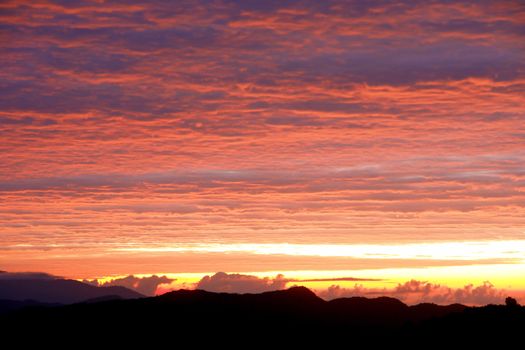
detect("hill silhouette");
top-left (0, 277), bottom-right (144, 308)
top-left (1, 286), bottom-right (523, 346)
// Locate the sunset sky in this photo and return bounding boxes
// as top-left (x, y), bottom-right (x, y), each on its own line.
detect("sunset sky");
top-left (1, 0), bottom-right (524, 304)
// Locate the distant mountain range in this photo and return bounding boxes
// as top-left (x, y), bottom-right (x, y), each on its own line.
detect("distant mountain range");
top-left (1, 284), bottom-right (523, 346)
top-left (0, 277), bottom-right (144, 313)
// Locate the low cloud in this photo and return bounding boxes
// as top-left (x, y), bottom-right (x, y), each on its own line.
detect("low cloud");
top-left (196, 272), bottom-right (288, 294)
top-left (195, 272), bottom-right (380, 294)
top-left (85, 275), bottom-right (175, 296)
top-left (1, 271), bottom-right (512, 305)
top-left (294, 277), bottom-right (383, 283)
top-left (319, 279), bottom-right (508, 306)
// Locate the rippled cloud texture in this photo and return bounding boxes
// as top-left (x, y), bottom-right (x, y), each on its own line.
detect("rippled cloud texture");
top-left (1, 1), bottom-right (524, 281)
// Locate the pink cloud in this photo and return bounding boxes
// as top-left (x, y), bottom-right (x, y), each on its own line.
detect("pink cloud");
top-left (319, 279), bottom-right (510, 306)
top-left (156, 272), bottom-right (517, 306)
top-left (0, 0), bottom-right (524, 278)
top-left (84, 275), bottom-right (175, 296)
top-left (196, 272), bottom-right (288, 294)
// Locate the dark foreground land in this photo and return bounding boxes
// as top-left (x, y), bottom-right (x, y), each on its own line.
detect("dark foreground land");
top-left (1, 286), bottom-right (524, 346)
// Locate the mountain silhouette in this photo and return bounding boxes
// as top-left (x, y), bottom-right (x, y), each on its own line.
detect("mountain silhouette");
top-left (1, 286), bottom-right (523, 346)
top-left (0, 277), bottom-right (144, 305)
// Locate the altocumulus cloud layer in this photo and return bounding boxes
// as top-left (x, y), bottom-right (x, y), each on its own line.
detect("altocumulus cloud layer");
top-left (0, 0), bottom-right (524, 277)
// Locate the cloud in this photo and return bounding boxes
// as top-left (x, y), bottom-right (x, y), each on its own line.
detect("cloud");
top-left (85, 275), bottom-right (175, 296)
top-left (0, 270), bottom-right (513, 306)
top-left (193, 272), bottom-right (383, 294)
top-left (1, 0), bottom-right (525, 278)
top-left (318, 279), bottom-right (508, 306)
top-left (292, 277), bottom-right (383, 283)
top-left (196, 272), bottom-right (288, 294)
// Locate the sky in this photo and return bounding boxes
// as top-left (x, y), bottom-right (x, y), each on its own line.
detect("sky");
top-left (1, 0), bottom-right (525, 304)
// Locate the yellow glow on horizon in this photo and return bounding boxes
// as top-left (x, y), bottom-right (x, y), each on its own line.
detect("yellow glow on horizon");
top-left (84, 262), bottom-right (525, 295)
top-left (78, 240), bottom-right (525, 296)
top-left (112, 239), bottom-right (525, 262)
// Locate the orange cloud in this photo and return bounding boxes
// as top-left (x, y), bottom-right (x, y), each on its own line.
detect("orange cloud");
top-left (0, 0), bottom-right (524, 282)
top-left (154, 272), bottom-right (518, 306)
top-left (319, 280), bottom-right (512, 306)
